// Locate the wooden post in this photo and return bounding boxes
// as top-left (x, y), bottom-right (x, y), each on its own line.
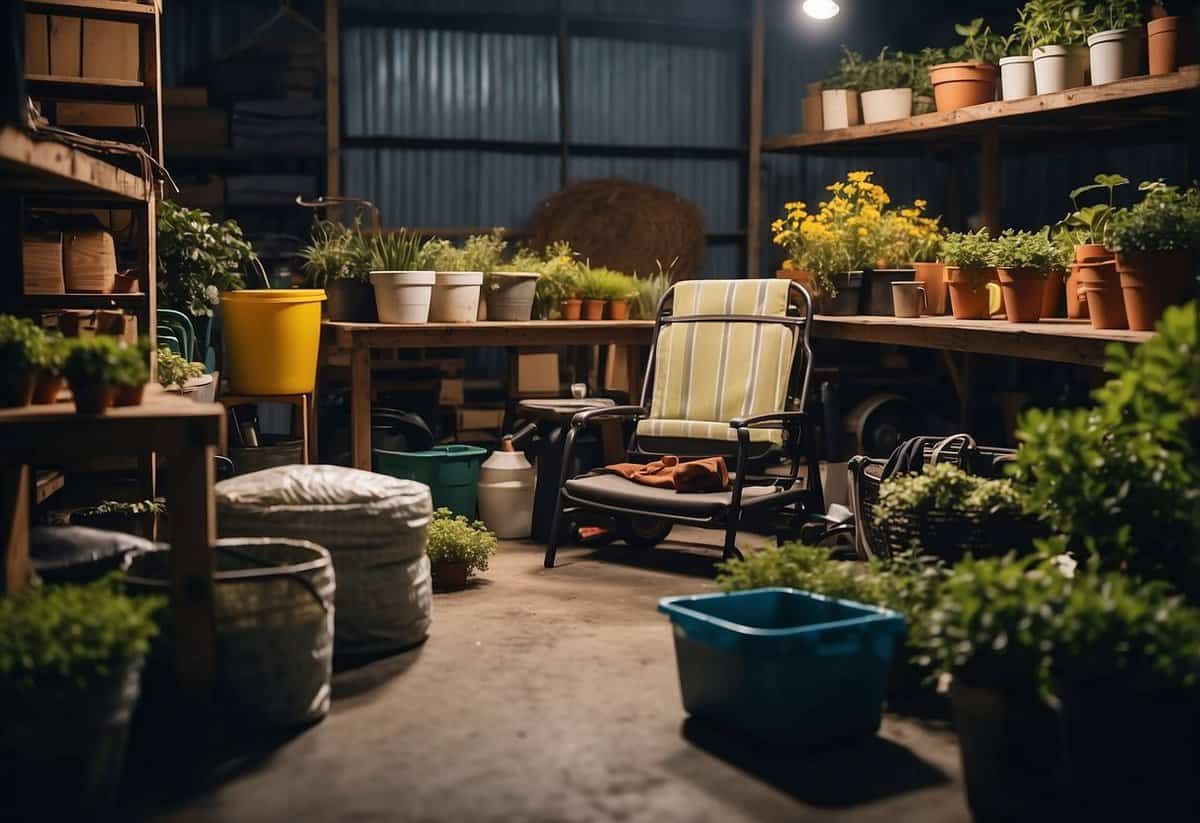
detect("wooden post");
top-left (2, 464), bottom-right (31, 595)
top-left (979, 130), bottom-right (1000, 235)
top-left (350, 341), bottom-right (372, 470)
top-left (325, 0), bottom-right (341, 197)
top-left (745, 0), bottom-right (765, 276)
top-left (166, 444), bottom-right (217, 703)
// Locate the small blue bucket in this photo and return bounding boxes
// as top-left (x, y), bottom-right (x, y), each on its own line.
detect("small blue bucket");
top-left (658, 587), bottom-right (905, 746)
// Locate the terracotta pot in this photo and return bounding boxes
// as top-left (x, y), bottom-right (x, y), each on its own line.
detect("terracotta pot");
top-left (996, 267), bottom-right (1046, 323)
top-left (929, 62), bottom-right (997, 112)
top-left (1065, 266), bottom-right (1090, 319)
top-left (1075, 259), bottom-right (1127, 329)
top-left (1148, 17), bottom-right (1185, 75)
top-left (1040, 269), bottom-right (1065, 318)
top-left (1074, 243), bottom-right (1111, 263)
top-left (582, 299), bottom-right (606, 321)
top-left (0, 370), bottom-right (35, 408)
top-left (433, 560), bottom-right (470, 591)
top-left (32, 372), bottom-right (64, 404)
top-left (68, 378), bottom-right (114, 414)
top-left (946, 267), bottom-right (993, 319)
top-left (608, 298), bottom-right (630, 321)
top-left (912, 261), bottom-right (948, 315)
top-left (561, 298), bottom-right (582, 321)
top-left (1115, 250), bottom-right (1196, 331)
top-left (113, 383), bottom-right (146, 407)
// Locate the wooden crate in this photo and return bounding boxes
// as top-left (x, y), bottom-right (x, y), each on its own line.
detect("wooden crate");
top-left (22, 234), bottom-right (64, 295)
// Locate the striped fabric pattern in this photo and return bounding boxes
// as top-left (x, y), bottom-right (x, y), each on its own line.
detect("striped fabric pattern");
top-left (637, 279), bottom-right (796, 446)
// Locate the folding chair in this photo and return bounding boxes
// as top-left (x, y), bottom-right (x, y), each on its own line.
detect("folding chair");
top-left (544, 279), bottom-right (824, 567)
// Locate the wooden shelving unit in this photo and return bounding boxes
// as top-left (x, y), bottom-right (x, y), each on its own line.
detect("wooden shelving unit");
top-left (0, 124), bottom-right (149, 201)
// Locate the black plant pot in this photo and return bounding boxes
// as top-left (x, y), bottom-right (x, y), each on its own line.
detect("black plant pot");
top-left (326, 278), bottom-right (377, 322)
top-left (814, 272), bottom-right (864, 315)
top-left (862, 268), bottom-right (917, 316)
top-left (950, 679), bottom-right (1065, 823)
top-left (1058, 681), bottom-right (1200, 821)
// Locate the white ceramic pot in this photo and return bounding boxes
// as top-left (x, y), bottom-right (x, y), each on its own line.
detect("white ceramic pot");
top-left (1033, 45), bottom-right (1070, 94)
top-left (477, 447), bottom-right (535, 539)
top-left (429, 271), bottom-right (482, 323)
top-left (820, 89), bottom-right (860, 130)
top-left (370, 271), bottom-right (435, 323)
top-left (484, 272), bottom-right (539, 321)
top-left (1088, 28), bottom-right (1140, 85)
top-left (859, 88), bottom-right (912, 123)
top-left (999, 55), bottom-right (1036, 100)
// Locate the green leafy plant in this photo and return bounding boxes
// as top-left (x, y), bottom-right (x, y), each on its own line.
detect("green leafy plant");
top-left (825, 47), bottom-right (869, 91)
top-left (939, 229), bottom-right (995, 286)
top-left (1084, 0), bottom-right (1142, 35)
top-left (61, 336), bottom-right (121, 385)
top-left (1010, 302), bottom-right (1200, 598)
top-left (531, 241), bottom-right (584, 318)
top-left (991, 227), bottom-right (1070, 271)
top-left (156, 346), bottom-right (204, 389)
top-left (1105, 181), bottom-right (1200, 253)
top-left (948, 17), bottom-right (1008, 64)
top-left (367, 229), bottom-right (425, 271)
top-left (420, 229), bottom-right (509, 274)
top-left (860, 48), bottom-right (924, 91)
top-left (0, 574), bottom-right (163, 697)
top-left (157, 200), bottom-right (254, 317)
top-left (73, 498), bottom-right (166, 519)
top-left (0, 314), bottom-right (49, 375)
top-left (576, 268), bottom-right (638, 301)
top-left (299, 219), bottom-right (371, 286)
top-left (110, 340), bottom-right (149, 389)
top-left (913, 48), bottom-right (949, 98)
top-left (1058, 173), bottom-right (1130, 246)
top-left (632, 262), bottom-right (675, 320)
top-left (874, 462), bottom-right (1026, 527)
top-left (1019, 0), bottom-right (1091, 47)
top-left (426, 508), bottom-right (497, 574)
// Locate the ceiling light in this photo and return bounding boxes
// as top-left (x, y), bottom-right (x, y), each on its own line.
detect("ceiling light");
top-left (802, 0), bottom-right (840, 20)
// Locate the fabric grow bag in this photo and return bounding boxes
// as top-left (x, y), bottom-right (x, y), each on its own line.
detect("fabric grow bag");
top-left (658, 588), bottom-right (904, 746)
top-left (216, 465), bottom-right (433, 655)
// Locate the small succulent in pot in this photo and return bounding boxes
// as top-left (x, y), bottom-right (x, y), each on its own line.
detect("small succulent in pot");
top-left (0, 314), bottom-right (50, 407)
top-left (156, 345), bottom-right (205, 390)
top-left (62, 336), bottom-right (122, 414)
top-left (111, 339), bottom-right (150, 407)
top-left (939, 229), bottom-right (995, 286)
top-left (426, 508), bottom-right (498, 590)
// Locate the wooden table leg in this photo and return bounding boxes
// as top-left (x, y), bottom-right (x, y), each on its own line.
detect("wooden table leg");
top-left (308, 390), bottom-right (319, 463)
top-left (625, 344), bottom-right (645, 404)
top-left (350, 343), bottom-right (372, 470)
top-left (299, 396), bottom-right (311, 464)
top-left (167, 445), bottom-right (217, 704)
top-left (2, 464), bottom-right (31, 594)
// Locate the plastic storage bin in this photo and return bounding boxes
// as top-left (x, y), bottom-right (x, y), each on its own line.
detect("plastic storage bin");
top-left (658, 588), bottom-right (904, 746)
top-left (220, 289), bottom-right (326, 395)
top-left (374, 444), bottom-right (487, 516)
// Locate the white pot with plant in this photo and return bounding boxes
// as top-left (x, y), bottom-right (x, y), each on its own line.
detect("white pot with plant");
top-left (1023, 0), bottom-right (1092, 93)
top-left (368, 230), bottom-right (433, 324)
top-left (1085, 0), bottom-right (1143, 85)
top-left (821, 47), bottom-right (863, 130)
top-left (420, 232), bottom-right (506, 323)
top-left (999, 23), bottom-right (1036, 99)
top-left (859, 48), bottom-right (917, 124)
top-left (299, 219), bottom-right (373, 322)
top-left (426, 507), bottom-right (497, 591)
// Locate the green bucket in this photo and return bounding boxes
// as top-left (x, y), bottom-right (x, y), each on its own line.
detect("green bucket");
top-left (373, 444), bottom-right (488, 517)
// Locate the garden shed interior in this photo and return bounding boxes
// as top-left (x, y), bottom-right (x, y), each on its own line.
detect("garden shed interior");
top-left (1, 1), bottom-right (1198, 822)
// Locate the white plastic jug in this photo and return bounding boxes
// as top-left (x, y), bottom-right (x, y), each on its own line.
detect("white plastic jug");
top-left (477, 441), bottom-right (536, 539)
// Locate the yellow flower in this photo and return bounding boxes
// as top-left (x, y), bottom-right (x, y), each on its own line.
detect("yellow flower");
top-left (848, 171), bottom-right (873, 183)
top-left (914, 199), bottom-right (927, 209)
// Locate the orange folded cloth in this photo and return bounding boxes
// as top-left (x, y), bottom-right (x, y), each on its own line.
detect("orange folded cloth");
top-left (601, 455), bottom-right (730, 493)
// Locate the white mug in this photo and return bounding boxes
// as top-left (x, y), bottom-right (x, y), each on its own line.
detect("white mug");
top-left (892, 281), bottom-right (927, 318)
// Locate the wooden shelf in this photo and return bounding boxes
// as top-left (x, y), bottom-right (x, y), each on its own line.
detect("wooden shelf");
top-left (0, 125), bottom-right (149, 202)
top-left (763, 67), bottom-right (1200, 153)
top-left (26, 74), bottom-right (150, 103)
top-left (34, 470), bottom-right (64, 505)
top-left (24, 0), bottom-right (157, 24)
top-left (809, 315), bottom-right (1152, 368)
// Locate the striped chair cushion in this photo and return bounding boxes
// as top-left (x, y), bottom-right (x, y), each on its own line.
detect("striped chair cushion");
top-left (637, 279), bottom-right (796, 447)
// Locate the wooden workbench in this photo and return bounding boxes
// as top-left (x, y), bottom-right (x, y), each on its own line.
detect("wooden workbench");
top-left (0, 386), bottom-right (224, 704)
top-left (321, 320), bottom-right (657, 469)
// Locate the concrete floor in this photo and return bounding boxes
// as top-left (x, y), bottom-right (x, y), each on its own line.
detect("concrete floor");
top-left (130, 530), bottom-right (969, 823)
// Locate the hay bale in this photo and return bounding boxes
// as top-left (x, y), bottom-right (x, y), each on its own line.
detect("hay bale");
top-left (526, 179), bottom-right (705, 277)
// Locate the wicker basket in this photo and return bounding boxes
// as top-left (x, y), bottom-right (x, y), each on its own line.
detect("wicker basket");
top-left (63, 230), bottom-right (117, 293)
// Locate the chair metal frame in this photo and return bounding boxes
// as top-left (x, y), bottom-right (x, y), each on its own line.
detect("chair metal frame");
top-left (544, 280), bottom-right (823, 567)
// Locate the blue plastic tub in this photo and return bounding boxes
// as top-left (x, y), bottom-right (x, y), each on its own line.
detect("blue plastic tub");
top-left (658, 588), bottom-right (905, 746)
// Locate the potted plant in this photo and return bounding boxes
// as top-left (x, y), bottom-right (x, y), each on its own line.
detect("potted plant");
top-left (489, 238), bottom-right (543, 322)
top-left (801, 80), bottom-right (824, 132)
top-left (912, 48), bottom-right (947, 113)
top-left (111, 339), bottom-right (150, 407)
top-left (70, 498), bottom-right (166, 538)
top-left (1085, 0), bottom-right (1143, 84)
top-left (0, 574), bottom-right (162, 819)
top-left (1058, 173), bottom-right (1130, 321)
top-left (632, 261), bottom-right (675, 320)
top-left (1147, 2), bottom-right (1190, 75)
top-left (300, 219), bottom-right (374, 322)
top-left (531, 241), bottom-right (583, 320)
top-left (919, 553), bottom-right (1067, 823)
top-left (31, 329), bottom-right (65, 404)
top-left (990, 228), bottom-right (1064, 322)
top-left (908, 209), bottom-right (948, 314)
top-left (426, 507), bottom-right (497, 591)
top-left (157, 200), bottom-right (254, 323)
top-left (1000, 15), bottom-right (1037, 99)
top-left (1022, 0), bottom-right (1091, 94)
top-left (156, 345), bottom-right (206, 394)
top-left (0, 314), bottom-right (47, 408)
top-left (863, 198), bottom-right (943, 315)
top-left (929, 18), bottom-right (1005, 112)
top-left (606, 271), bottom-right (639, 320)
top-left (62, 336), bottom-right (120, 414)
top-left (367, 229), bottom-right (433, 324)
top-left (1047, 561), bottom-right (1200, 819)
top-left (1106, 180), bottom-right (1200, 330)
top-left (859, 48), bottom-right (916, 124)
top-left (940, 229), bottom-right (996, 319)
top-left (821, 47), bottom-right (865, 129)
top-left (575, 268), bottom-right (632, 320)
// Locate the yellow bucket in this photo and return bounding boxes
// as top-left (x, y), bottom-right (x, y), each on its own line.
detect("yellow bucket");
top-left (221, 289), bottom-right (326, 395)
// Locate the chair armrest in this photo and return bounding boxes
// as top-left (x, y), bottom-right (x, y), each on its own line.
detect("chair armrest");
top-left (571, 405), bottom-right (647, 428)
top-left (729, 410), bottom-right (810, 429)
